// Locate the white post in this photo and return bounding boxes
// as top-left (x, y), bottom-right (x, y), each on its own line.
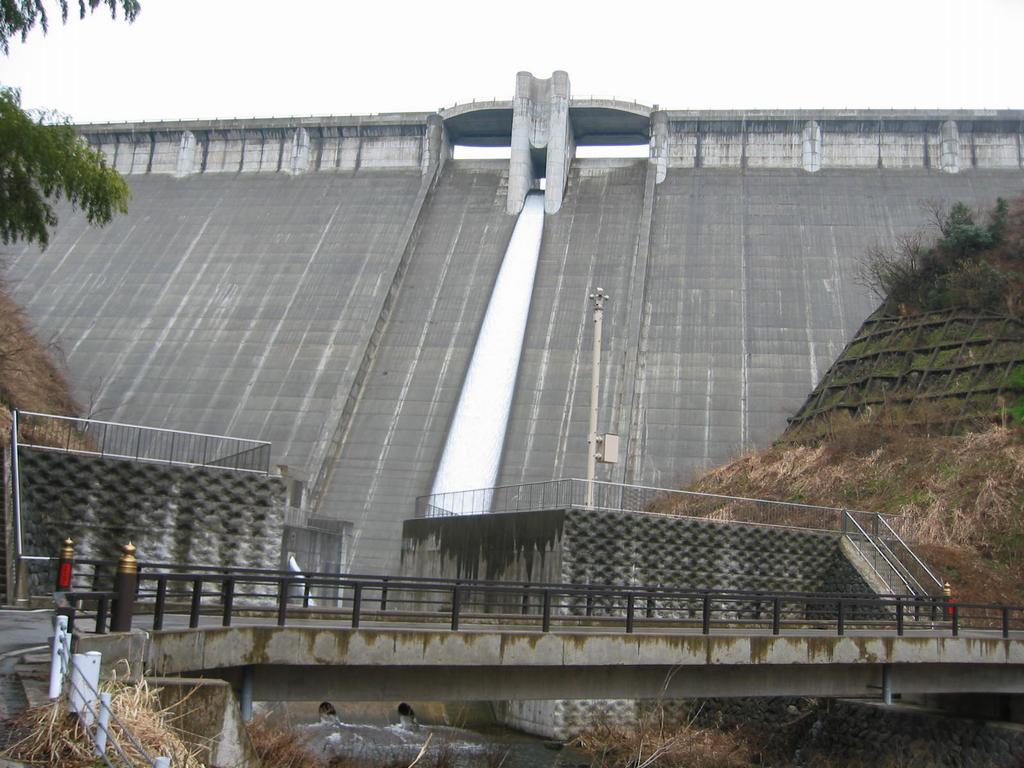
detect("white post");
top-left (48, 614), bottom-right (69, 700)
top-left (586, 288), bottom-right (609, 508)
top-left (69, 651), bottom-right (102, 727)
top-left (95, 692), bottom-right (112, 755)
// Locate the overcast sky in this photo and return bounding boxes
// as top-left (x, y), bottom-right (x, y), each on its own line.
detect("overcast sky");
top-left (1, 0), bottom-right (1022, 125)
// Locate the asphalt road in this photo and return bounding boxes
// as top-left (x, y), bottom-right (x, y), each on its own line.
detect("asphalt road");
top-left (0, 610), bottom-right (52, 657)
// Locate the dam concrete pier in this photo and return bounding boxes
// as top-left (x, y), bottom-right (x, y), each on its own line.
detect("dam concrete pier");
top-left (4, 73), bottom-right (1024, 573)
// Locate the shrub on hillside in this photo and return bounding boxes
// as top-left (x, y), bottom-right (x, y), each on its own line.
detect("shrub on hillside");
top-left (860, 196), bottom-right (1024, 316)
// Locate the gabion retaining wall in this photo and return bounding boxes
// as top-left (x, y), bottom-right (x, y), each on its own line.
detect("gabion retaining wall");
top-left (17, 447), bottom-right (286, 592)
top-left (401, 507), bottom-right (873, 597)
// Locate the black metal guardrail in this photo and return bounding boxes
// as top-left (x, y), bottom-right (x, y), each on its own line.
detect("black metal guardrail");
top-left (57, 560), bottom-right (1024, 641)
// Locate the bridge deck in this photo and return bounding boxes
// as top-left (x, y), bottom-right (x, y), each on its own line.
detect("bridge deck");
top-left (122, 621), bottom-right (1024, 702)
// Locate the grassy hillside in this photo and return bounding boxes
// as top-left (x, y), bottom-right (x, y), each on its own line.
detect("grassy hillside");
top-left (687, 415), bottom-right (1023, 603)
top-left (0, 283), bottom-right (79, 437)
top-left (684, 196), bottom-right (1024, 605)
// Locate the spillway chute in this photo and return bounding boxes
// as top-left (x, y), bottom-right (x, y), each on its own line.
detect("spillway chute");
top-left (430, 191), bottom-right (545, 508)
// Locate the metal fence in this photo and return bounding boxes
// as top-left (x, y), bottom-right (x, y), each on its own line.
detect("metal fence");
top-left (48, 613), bottom-right (172, 767)
top-left (417, 477), bottom-right (885, 533)
top-left (15, 411), bottom-right (271, 474)
top-left (58, 563), bottom-right (1022, 640)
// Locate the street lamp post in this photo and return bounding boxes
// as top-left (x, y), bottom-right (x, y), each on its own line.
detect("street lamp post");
top-left (586, 288), bottom-right (609, 507)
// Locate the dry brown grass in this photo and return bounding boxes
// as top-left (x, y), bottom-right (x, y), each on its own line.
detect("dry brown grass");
top-left (2, 678), bottom-right (203, 767)
top-left (245, 713), bottom-right (320, 768)
top-left (0, 282), bottom-right (80, 438)
top-left (573, 708), bottom-right (753, 768)
top-left (686, 411), bottom-right (1024, 602)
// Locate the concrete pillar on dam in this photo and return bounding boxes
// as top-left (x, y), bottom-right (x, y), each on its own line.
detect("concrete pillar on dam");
top-left (940, 120), bottom-right (960, 173)
top-left (423, 114), bottom-right (451, 176)
top-left (651, 111), bottom-right (669, 183)
top-left (289, 128), bottom-right (310, 174)
top-left (801, 120), bottom-right (822, 172)
top-left (175, 131), bottom-right (197, 177)
top-left (508, 71), bottom-right (574, 215)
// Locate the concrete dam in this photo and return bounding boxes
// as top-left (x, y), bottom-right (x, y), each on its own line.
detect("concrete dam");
top-left (4, 72), bottom-right (1023, 574)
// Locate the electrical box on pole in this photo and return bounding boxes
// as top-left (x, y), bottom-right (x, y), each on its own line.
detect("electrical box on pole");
top-left (596, 433), bottom-right (619, 464)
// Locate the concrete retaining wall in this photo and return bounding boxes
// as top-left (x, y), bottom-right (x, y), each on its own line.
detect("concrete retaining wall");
top-left (152, 677), bottom-right (259, 768)
top-left (17, 448), bottom-right (286, 589)
top-left (401, 507), bottom-right (872, 597)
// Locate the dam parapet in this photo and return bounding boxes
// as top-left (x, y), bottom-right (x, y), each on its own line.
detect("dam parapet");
top-left (78, 112), bottom-right (447, 176)
top-left (77, 103), bottom-right (1024, 185)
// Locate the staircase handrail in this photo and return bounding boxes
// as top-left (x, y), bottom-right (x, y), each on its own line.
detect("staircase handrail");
top-left (872, 534), bottom-right (928, 596)
top-left (877, 515), bottom-right (944, 592)
top-left (843, 512), bottom-right (915, 596)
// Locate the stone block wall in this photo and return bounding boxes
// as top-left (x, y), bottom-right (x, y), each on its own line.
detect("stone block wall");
top-left (561, 508), bottom-right (864, 593)
top-left (401, 507), bottom-right (873, 598)
top-left (17, 448), bottom-right (286, 592)
top-left (805, 700), bottom-right (1024, 768)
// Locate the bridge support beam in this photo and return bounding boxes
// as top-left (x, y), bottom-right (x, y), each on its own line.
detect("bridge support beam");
top-left (227, 663), bottom-right (1024, 703)
top-left (883, 663), bottom-right (893, 705)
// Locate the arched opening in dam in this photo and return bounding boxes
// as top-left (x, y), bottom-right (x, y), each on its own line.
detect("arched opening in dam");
top-left (452, 145), bottom-right (512, 160)
top-left (576, 144), bottom-right (649, 158)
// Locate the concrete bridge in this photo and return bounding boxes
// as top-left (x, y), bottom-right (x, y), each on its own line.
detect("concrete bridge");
top-left (58, 564), bottom-right (1024, 712)
top-left (131, 624), bottom-right (1024, 705)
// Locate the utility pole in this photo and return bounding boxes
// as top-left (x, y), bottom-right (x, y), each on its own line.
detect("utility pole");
top-left (586, 288), bottom-right (609, 507)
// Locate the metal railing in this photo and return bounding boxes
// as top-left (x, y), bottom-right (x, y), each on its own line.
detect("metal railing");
top-left (842, 512), bottom-right (917, 596)
top-left (15, 410), bottom-right (271, 474)
top-left (48, 609), bottom-right (172, 767)
top-left (877, 516), bottom-right (945, 594)
top-left (59, 562), bottom-right (1021, 641)
top-left (418, 478), bottom-right (884, 533)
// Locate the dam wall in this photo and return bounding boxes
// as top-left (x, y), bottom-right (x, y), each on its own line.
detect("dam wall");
top-left (3, 97), bottom-right (1023, 573)
top-left (313, 162), bottom-right (517, 572)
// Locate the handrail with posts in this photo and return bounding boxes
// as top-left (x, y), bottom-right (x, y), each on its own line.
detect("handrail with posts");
top-left (842, 512), bottom-right (916, 596)
top-left (55, 560), bottom-right (1021, 642)
top-left (47, 612), bottom-right (172, 767)
top-left (14, 410), bottom-right (271, 474)
top-left (877, 516), bottom-right (944, 593)
top-left (872, 536), bottom-right (928, 596)
top-left (417, 477), bottom-right (886, 533)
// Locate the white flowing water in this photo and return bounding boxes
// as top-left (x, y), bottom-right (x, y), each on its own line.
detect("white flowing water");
top-left (299, 718), bottom-right (589, 767)
top-left (430, 192), bottom-right (545, 504)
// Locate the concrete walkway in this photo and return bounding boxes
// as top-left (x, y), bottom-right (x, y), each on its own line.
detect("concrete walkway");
top-left (0, 610), bottom-right (52, 764)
